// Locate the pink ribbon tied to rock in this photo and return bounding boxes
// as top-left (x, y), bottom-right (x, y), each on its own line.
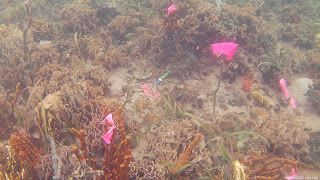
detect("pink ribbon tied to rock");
top-left (168, 4), bottom-right (176, 15)
top-left (141, 84), bottom-right (161, 99)
top-left (287, 168), bottom-right (298, 180)
top-left (100, 113), bottom-right (115, 144)
top-left (211, 42), bottom-right (238, 61)
top-left (279, 79), bottom-right (296, 108)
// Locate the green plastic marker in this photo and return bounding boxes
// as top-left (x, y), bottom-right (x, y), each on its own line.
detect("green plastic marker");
top-left (156, 71), bottom-right (171, 85)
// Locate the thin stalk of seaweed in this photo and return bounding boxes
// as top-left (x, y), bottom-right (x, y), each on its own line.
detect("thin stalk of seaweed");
top-left (74, 32), bottom-right (86, 67)
top-left (23, 0), bottom-right (32, 63)
top-left (72, 115), bottom-right (80, 131)
top-left (163, 93), bottom-right (176, 119)
top-left (198, 166), bottom-right (220, 180)
top-left (135, 153), bottom-right (157, 160)
top-left (40, 101), bottom-right (48, 137)
top-left (74, 32), bottom-right (80, 55)
top-left (26, 77), bottom-right (42, 109)
top-left (129, 1), bottom-right (146, 12)
top-left (162, 93), bottom-right (185, 120)
top-left (160, 161), bottom-right (191, 180)
top-left (173, 164), bottom-right (192, 178)
top-left (47, 135), bottom-right (63, 179)
top-left (184, 112), bottom-right (215, 139)
top-left (219, 142), bottom-right (232, 164)
top-left (34, 105), bottom-right (48, 154)
top-left (122, 85), bottom-right (131, 108)
top-left (130, 51), bottom-right (143, 58)
top-left (16, 109), bottom-right (24, 127)
top-left (212, 70), bottom-right (222, 118)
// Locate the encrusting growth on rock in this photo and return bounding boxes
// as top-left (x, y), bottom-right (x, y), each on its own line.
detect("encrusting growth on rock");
top-left (170, 134), bottom-right (202, 175)
top-left (71, 128), bottom-right (87, 162)
top-left (0, 83), bottom-right (21, 138)
top-left (9, 132), bottom-right (41, 178)
top-left (243, 145), bottom-right (299, 179)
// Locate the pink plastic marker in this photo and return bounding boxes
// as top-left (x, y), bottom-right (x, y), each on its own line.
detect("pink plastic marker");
top-left (211, 42), bottom-right (238, 61)
top-left (141, 84), bottom-right (152, 96)
top-left (279, 79), bottom-right (296, 108)
top-left (287, 168), bottom-right (298, 180)
top-left (100, 114), bottom-right (115, 144)
top-left (168, 4), bottom-right (176, 15)
top-left (152, 90), bottom-right (161, 99)
top-left (141, 84), bottom-right (161, 99)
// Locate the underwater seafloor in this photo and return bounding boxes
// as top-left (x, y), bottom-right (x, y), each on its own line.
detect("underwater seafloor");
top-left (0, 0), bottom-right (320, 179)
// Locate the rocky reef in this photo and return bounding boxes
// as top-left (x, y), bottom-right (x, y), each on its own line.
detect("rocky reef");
top-left (0, 0), bottom-right (319, 179)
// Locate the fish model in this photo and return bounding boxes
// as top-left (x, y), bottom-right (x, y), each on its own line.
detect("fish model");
top-left (156, 71), bottom-right (171, 85)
